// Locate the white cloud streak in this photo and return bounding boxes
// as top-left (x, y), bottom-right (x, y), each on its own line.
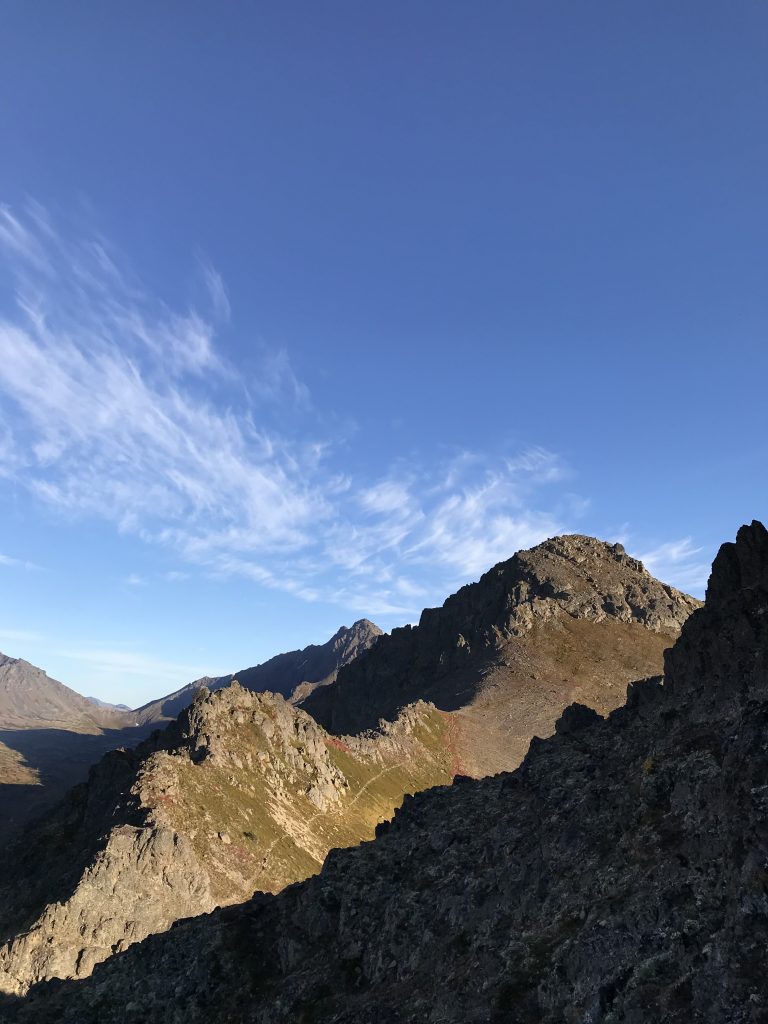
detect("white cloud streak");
top-left (0, 628), bottom-right (43, 644)
top-left (54, 646), bottom-right (209, 680)
top-left (0, 203), bottom-right (574, 617)
top-left (0, 205), bottom-right (49, 269)
top-left (637, 537), bottom-right (710, 596)
top-left (0, 551), bottom-right (42, 571)
top-left (122, 573), bottom-right (147, 587)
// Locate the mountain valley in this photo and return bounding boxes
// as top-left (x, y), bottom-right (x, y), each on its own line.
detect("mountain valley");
top-left (0, 534), bottom-right (699, 998)
top-left (5, 522), bottom-right (765, 1023)
top-left (0, 621), bottom-right (383, 838)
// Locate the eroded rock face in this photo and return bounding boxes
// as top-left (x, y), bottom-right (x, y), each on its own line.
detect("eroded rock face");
top-left (0, 684), bottom-right (451, 996)
top-left (0, 621), bottom-right (383, 841)
top-left (9, 521), bottom-right (767, 1024)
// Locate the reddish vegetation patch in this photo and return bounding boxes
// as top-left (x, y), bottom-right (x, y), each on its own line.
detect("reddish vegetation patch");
top-left (325, 736), bottom-right (353, 754)
top-left (231, 844), bottom-right (255, 865)
top-left (439, 711), bottom-right (467, 778)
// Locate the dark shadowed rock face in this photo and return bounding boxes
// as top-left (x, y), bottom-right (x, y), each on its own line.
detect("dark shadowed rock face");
top-left (303, 535), bottom-right (700, 776)
top-left (8, 521), bottom-right (767, 1024)
top-left (236, 618), bottom-right (383, 701)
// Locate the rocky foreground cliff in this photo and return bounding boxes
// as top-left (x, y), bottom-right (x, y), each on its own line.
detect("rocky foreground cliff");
top-left (7, 520), bottom-right (767, 1023)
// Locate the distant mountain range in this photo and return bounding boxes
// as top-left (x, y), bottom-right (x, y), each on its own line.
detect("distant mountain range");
top-left (0, 655), bottom-right (136, 733)
top-left (0, 533), bottom-right (699, 997)
top-left (85, 696), bottom-right (132, 712)
top-left (5, 524), bottom-right (765, 1023)
top-left (132, 618), bottom-right (382, 726)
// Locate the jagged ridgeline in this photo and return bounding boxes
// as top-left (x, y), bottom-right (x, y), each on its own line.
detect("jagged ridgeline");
top-left (133, 618), bottom-right (383, 725)
top-left (6, 521), bottom-right (768, 1024)
top-left (0, 534), bottom-right (698, 998)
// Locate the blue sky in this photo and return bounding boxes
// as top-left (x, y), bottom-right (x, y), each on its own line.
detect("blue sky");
top-left (0, 2), bottom-right (766, 705)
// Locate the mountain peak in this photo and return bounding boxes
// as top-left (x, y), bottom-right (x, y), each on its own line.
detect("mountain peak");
top-left (329, 619), bottom-right (382, 643)
top-left (304, 532), bottom-right (701, 741)
top-left (492, 531), bottom-right (696, 633)
top-left (350, 618), bottom-right (382, 632)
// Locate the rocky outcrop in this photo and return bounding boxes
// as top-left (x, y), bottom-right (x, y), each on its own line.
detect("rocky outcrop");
top-left (0, 535), bottom-right (701, 997)
top-left (0, 683), bottom-right (451, 996)
top-left (8, 522), bottom-right (767, 1023)
top-left (0, 825), bottom-right (215, 996)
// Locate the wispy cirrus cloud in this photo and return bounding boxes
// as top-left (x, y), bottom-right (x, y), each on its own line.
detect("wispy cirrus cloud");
top-left (197, 254), bottom-right (231, 323)
top-left (0, 628), bottom-right (43, 644)
top-left (0, 205), bottom-right (49, 269)
top-left (121, 573), bottom-right (147, 587)
top-left (0, 551), bottom-right (42, 571)
top-left (638, 537), bottom-right (710, 596)
top-left (0, 203), bottom-right (573, 618)
top-left (53, 645), bottom-right (214, 685)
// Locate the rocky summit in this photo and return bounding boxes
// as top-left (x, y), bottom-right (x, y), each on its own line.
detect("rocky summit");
top-left (7, 520), bottom-right (768, 1024)
top-left (304, 534), bottom-right (700, 776)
